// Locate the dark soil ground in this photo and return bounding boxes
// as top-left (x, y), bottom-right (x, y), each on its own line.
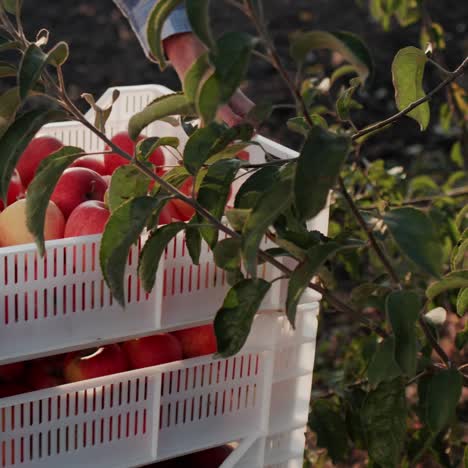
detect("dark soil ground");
top-left (17, 0), bottom-right (468, 159)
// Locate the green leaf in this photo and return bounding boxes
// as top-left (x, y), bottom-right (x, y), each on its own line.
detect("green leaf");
top-left (384, 207), bottom-right (443, 277)
top-left (82, 89), bottom-right (120, 133)
top-left (128, 93), bottom-right (194, 140)
top-left (386, 291), bottom-right (420, 376)
top-left (456, 288), bottom-right (468, 317)
top-left (286, 241), bottom-right (356, 326)
top-left (0, 87), bottom-right (20, 138)
top-left (196, 158), bottom-right (240, 247)
top-left (213, 238), bottom-right (241, 271)
top-left (450, 141), bottom-right (463, 168)
top-left (186, 0), bottom-right (214, 49)
top-left (391, 47), bottom-right (430, 130)
top-left (426, 270), bottom-right (468, 300)
top-left (25, 146), bottom-right (84, 256)
top-left (2, 0), bottom-right (20, 15)
top-left (455, 205), bottom-right (468, 232)
top-left (136, 136), bottom-right (179, 162)
top-left (47, 41), bottom-right (69, 66)
top-left (451, 237), bottom-right (468, 270)
top-left (146, 0), bottom-right (184, 69)
top-left (367, 337), bottom-right (402, 387)
top-left (18, 44), bottom-right (47, 100)
top-left (100, 197), bottom-right (159, 306)
top-left (226, 208), bottom-right (251, 232)
top-left (197, 32), bottom-right (255, 122)
top-left (138, 222), bottom-right (186, 293)
top-left (330, 64), bottom-right (358, 86)
top-left (361, 379), bottom-right (407, 468)
top-left (0, 37), bottom-right (20, 52)
top-left (290, 30), bottom-right (373, 83)
top-left (426, 369), bottom-right (463, 433)
top-left (0, 61), bottom-right (16, 78)
top-left (294, 127), bottom-right (350, 221)
top-left (214, 278), bottom-right (271, 357)
top-left (336, 77), bottom-right (363, 121)
top-left (287, 115), bottom-right (328, 136)
top-left (108, 165), bottom-right (151, 212)
top-left (0, 108), bottom-right (64, 204)
top-left (235, 166), bottom-right (280, 209)
top-left (184, 52), bottom-right (211, 103)
top-left (183, 122), bottom-right (225, 175)
top-left (309, 400), bottom-right (349, 463)
top-left (242, 176), bottom-right (293, 276)
top-left (246, 101), bottom-right (273, 125)
top-left (185, 220), bottom-right (202, 265)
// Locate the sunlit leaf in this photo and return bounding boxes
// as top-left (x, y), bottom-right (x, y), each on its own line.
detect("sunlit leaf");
top-left (391, 47), bottom-right (429, 130)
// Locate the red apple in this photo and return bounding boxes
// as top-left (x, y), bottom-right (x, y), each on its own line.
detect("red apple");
top-left (187, 445), bottom-right (233, 467)
top-left (236, 150), bottom-right (250, 161)
top-left (51, 167), bottom-right (107, 219)
top-left (0, 170), bottom-right (25, 212)
top-left (0, 199), bottom-right (65, 247)
top-left (70, 155), bottom-right (107, 175)
top-left (64, 201), bottom-right (110, 238)
top-left (64, 344), bottom-right (129, 383)
top-left (169, 178), bottom-right (195, 222)
top-left (16, 136), bottom-right (63, 187)
top-left (25, 355), bottom-right (65, 390)
top-left (104, 132), bottom-right (165, 176)
top-left (123, 334), bottom-right (183, 370)
top-left (171, 325), bottom-right (217, 358)
top-left (0, 361), bottom-right (25, 382)
top-left (0, 383), bottom-right (31, 398)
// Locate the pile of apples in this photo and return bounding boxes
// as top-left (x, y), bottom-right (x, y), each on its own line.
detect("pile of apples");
top-left (0, 131), bottom-right (204, 247)
top-left (148, 444), bottom-right (233, 467)
top-left (0, 323), bottom-right (217, 397)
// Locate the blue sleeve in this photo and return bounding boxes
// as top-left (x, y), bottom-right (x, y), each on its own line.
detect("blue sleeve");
top-left (113, 0), bottom-right (192, 59)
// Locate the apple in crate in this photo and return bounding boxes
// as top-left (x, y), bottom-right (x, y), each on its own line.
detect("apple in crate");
top-left (64, 344), bottom-right (129, 383)
top-left (0, 199), bottom-right (65, 247)
top-left (0, 361), bottom-right (25, 382)
top-left (51, 168), bottom-right (107, 219)
top-left (0, 383), bottom-right (31, 398)
top-left (123, 334), bottom-right (182, 369)
top-left (70, 155), bottom-right (107, 176)
top-left (104, 131), bottom-right (165, 176)
top-left (64, 200), bottom-right (110, 237)
top-left (171, 325), bottom-right (217, 358)
top-left (187, 445), bottom-right (234, 467)
top-left (26, 355), bottom-right (65, 390)
top-left (16, 136), bottom-right (63, 187)
top-left (0, 170), bottom-right (25, 212)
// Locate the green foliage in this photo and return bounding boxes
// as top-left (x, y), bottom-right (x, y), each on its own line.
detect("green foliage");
top-left (391, 47), bottom-right (430, 130)
top-left (214, 279), bottom-right (271, 356)
top-left (361, 378), bottom-right (407, 467)
top-left (1, 2), bottom-right (466, 466)
top-left (386, 291), bottom-right (420, 376)
top-left (383, 207), bottom-right (443, 277)
top-left (294, 127), bottom-right (350, 221)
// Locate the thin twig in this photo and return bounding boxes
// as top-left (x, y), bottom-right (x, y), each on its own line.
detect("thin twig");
top-left (418, 314), bottom-right (450, 367)
top-left (339, 177), bottom-right (402, 288)
top-left (352, 56), bottom-right (468, 141)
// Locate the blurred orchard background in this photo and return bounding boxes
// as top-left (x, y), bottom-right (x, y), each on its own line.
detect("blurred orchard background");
top-left (5, 1), bottom-right (467, 466)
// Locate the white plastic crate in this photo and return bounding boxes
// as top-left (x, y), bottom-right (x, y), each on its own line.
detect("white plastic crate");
top-left (0, 85), bottom-right (328, 365)
top-left (0, 304), bottom-right (319, 468)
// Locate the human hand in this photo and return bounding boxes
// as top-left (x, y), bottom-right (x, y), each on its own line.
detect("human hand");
top-left (164, 33), bottom-right (254, 126)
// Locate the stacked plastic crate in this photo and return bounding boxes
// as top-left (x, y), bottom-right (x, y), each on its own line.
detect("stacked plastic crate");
top-left (0, 85), bottom-right (327, 467)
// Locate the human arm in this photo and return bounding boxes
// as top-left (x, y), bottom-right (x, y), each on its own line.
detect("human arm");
top-left (113, 0), bottom-right (253, 125)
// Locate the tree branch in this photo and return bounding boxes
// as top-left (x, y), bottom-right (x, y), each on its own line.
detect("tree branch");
top-left (339, 176), bottom-right (402, 288)
top-left (352, 56), bottom-right (468, 141)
